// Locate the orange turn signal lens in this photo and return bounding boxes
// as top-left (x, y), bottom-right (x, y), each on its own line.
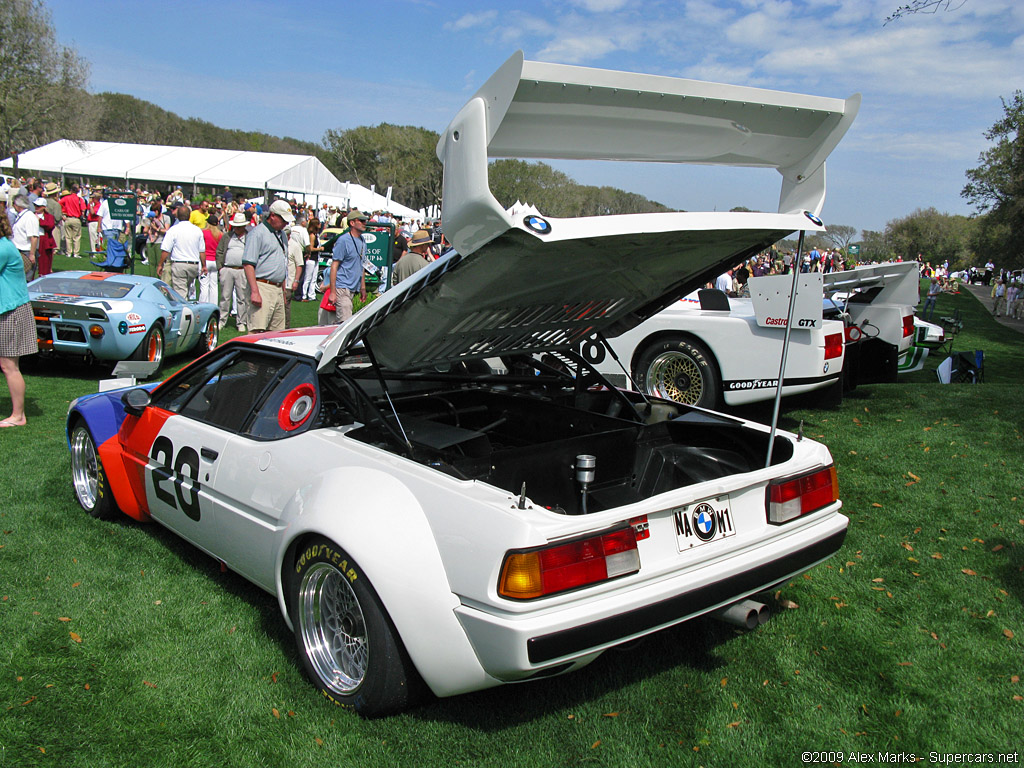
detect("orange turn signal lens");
top-left (88, 325), bottom-right (105, 338)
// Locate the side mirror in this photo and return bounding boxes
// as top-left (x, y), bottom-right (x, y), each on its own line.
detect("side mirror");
top-left (121, 387), bottom-right (152, 417)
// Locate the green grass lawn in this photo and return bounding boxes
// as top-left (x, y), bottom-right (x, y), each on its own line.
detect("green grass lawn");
top-left (1, 261), bottom-right (1021, 766)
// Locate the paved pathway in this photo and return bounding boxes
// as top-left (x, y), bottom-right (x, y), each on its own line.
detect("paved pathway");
top-left (958, 282), bottom-right (1024, 334)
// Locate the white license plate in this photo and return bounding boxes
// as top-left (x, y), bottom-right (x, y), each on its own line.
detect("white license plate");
top-left (673, 497), bottom-right (736, 551)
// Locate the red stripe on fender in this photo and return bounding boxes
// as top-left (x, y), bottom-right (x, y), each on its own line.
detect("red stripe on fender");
top-left (97, 432), bottom-right (150, 522)
top-left (106, 406), bottom-right (176, 522)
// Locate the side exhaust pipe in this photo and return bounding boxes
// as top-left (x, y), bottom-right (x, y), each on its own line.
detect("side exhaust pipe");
top-left (712, 599), bottom-right (770, 630)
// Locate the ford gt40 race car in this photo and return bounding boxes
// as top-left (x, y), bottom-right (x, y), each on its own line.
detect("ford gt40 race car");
top-left (30, 272), bottom-right (220, 369)
top-left (65, 52), bottom-right (855, 716)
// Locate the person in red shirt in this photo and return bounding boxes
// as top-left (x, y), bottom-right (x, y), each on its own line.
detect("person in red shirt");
top-left (87, 190), bottom-right (102, 254)
top-left (59, 183), bottom-right (86, 258)
top-left (34, 197), bottom-right (56, 276)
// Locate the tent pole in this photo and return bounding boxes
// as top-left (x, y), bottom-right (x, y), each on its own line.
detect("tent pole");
top-left (765, 230), bottom-right (806, 468)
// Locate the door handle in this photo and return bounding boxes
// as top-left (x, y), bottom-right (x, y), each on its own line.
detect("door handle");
top-left (201, 447), bottom-right (219, 461)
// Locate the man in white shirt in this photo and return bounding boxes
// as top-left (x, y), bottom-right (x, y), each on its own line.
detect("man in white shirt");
top-left (157, 206), bottom-right (206, 298)
top-left (11, 195), bottom-right (40, 280)
top-left (285, 213), bottom-right (310, 327)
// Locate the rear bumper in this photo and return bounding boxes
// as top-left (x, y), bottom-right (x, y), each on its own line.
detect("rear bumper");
top-left (455, 511), bottom-right (847, 680)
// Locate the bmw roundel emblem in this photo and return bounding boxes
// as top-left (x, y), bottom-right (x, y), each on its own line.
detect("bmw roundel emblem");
top-left (524, 215), bottom-right (552, 235)
top-left (804, 211), bottom-right (823, 226)
top-left (692, 502), bottom-right (717, 541)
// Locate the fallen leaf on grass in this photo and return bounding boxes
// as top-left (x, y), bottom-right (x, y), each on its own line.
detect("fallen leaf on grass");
top-left (1011, 675), bottom-right (1020, 683)
top-left (901, 542), bottom-right (914, 551)
top-left (872, 578), bottom-right (885, 583)
top-left (962, 569), bottom-right (978, 576)
top-left (288, 710), bottom-right (296, 717)
top-left (21, 696), bottom-right (36, 706)
top-left (272, 708), bottom-right (280, 719)
top-left (84, 684), bottom-right (90, 690)
top-left (992, 545), bottom-right (1004, 552)
top-left (271, 671), bottom-right (278, 684)
top-left (726, 721), bottom-right (741, 728)
top-left (908, 471), bottom-right (920, 481)
top-left (71, 582), bottom-right (81, 588)
top-left (872, 503), bottom-right (883, 508)
top-left (779, 599), bottom-right (799, 609)
top-left (591, 741), bottom-right (601, 749)
top-left (1004, 629), bottom-right (1015, 640)
top-left (57, 617), bottom-right (70, 622)
top-left (898, 662), bottom-right (913, 667)
top-left (603, 712), bottom-right (619, 717)
top-left (720, 678), bottom-right (728, 687)
top-left (315, 738), bottom-right (323, 747)
top-left (1014, 695), bottom-right (1023, 702)
top-left (143, 681), bottom-right (157, 688)
top-left (69, 632), bottom-right (82, 643)
top-left (931, 553), bottom-right (943, 560)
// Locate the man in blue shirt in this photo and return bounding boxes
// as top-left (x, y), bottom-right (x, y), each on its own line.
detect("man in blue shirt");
top-left (329, 210), bottom-right (368, 322)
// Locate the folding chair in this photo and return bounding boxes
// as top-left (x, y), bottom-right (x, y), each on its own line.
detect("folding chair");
top-left (950, 350), bottom-right (984, 384)
top-left (940, 308), bottom-right (963, 337)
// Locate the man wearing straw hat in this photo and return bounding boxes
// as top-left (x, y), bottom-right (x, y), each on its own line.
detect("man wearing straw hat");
top-left (392, 228), bottom-right (432, 285)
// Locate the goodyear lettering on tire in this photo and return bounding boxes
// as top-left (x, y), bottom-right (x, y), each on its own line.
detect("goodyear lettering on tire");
top-left (296, 545), bottom-right (357, 582)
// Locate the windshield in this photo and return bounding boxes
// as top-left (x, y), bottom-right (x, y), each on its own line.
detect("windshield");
top-left (31, 276), bottom-right (134, 299)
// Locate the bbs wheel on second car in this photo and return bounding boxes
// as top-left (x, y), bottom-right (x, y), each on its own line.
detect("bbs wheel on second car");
top-left (197, 315), bottom-right (219, 356)
top-left (69, 423), bottom-right (118, 519)
top-left (634, 335), bottom-right (720, 409)
top-left (290, 537), bottom-right (424, 717)
top-left (132, 324), bottom-right (164, 367)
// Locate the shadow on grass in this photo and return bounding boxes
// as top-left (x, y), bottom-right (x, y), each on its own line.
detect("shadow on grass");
top-left (411, 615), bottom-right (735, 730)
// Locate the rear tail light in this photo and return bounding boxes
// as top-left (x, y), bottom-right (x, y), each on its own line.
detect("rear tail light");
top-left (902, 314), bottom-right (914, 338)
top-left (824, 332), bottom-right (843, 360)
top-left (88, 324), bottom-right (105, 338)
top-left (766, 465), bottom-right (838, 524)
top-left (498, 527), bottom-right (640, 600)
top-left (844, 325), bottom-right (863, 343)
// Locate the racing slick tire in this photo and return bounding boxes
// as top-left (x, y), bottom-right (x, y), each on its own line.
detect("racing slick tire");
top-left (132, 323), bottom-right (164, 367)
top-left (290, 537), bottom-right (425, 717)
top-left (69, 422), bottom-right (119, 520)
top-left (196, 314), bottom-right (219, 357)
top-left (634, 335), bottom-right (721, 409)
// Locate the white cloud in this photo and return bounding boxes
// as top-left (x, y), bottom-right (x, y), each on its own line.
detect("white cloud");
top-left (444, 10), bottom-right (498, 32)
top-left (567, 0), bottom-right (630, 11)
top-left (536, 35), bottom-right (621, 64)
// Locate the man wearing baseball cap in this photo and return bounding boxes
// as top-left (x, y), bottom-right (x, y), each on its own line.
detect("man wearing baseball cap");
top-left (329, 210), bottom-right (368, 323)
top-left (242, 199), bottom-right (292, 332)
top-left (393, 228), bottom-right (432, 284)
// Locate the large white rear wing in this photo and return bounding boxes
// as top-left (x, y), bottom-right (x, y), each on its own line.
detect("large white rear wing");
top-left (437, 51), bottom-right (860, 256)
top-left (823, 262), bottom-right (922, 307)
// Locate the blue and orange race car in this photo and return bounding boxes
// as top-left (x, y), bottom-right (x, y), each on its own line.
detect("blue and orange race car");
top-left (29, 272), bottom-right (220, 369)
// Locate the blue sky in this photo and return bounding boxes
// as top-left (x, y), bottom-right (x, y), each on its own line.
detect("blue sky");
top-left (48, 0), bottom-right (1023, 234)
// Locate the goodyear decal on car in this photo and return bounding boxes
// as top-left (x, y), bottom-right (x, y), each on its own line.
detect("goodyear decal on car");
top-left (727, 378), bottom-right (780, 391)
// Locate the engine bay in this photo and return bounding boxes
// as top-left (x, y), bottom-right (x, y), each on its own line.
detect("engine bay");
top-left (342, 374), bottom-right (791, 515)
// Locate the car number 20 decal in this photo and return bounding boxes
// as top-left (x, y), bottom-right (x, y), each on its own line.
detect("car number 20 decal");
top-left (150, 436), bottom-right (202, 521)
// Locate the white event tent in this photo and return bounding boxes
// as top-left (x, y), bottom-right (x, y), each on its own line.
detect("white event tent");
top-left (2, 140), bottom-right (419, 217)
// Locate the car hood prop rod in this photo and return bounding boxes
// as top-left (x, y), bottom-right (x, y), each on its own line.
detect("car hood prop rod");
top-left (766, 229), bottom-right (806, 468)
top-left (364, 339), bottom-right (413, 454)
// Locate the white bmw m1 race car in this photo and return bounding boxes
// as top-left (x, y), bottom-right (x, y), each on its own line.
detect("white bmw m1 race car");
top-left (65, 53), bottom-right (857, 715)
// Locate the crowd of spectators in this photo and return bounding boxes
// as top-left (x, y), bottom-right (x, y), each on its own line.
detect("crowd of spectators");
top-left (0, 174), bottom-right (448, 334)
